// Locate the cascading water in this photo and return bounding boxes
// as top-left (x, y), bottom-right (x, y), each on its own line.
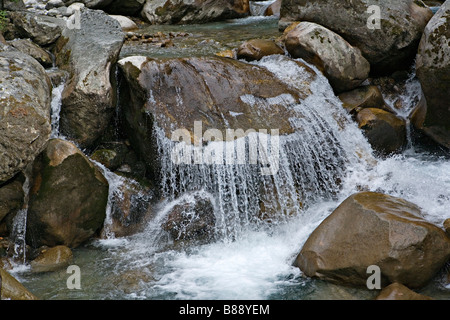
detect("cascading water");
top-left (8, 170), bottom-right (31, 265)
top-left (150, 55), bottom-right (372, 243)
top-left (49, 81), bottom-right (65, 139)
top-left (249, 0), bottom-right (277, 16)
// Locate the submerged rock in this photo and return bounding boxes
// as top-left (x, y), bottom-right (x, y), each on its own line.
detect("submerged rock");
top-left (26, 139), bottom-right (109, 248)
top-left (294, 192), bottom-right (450, 289)
top-left (0, 45), bottom-right (52, 183)
top-left (54, 8), bottom-right (125, 148)
top-left (285, 21), bottom-right (370, 93)
top-left (280, 0), bottom-right (433, 74)
top-left (30, 245), bottom-right (73, 273)
top-left (415, 0), bottom-right (450, 149)
top-left (0, 268), bottom-right (38, 300)
top-left (162, 191), bottom-right (216, 243)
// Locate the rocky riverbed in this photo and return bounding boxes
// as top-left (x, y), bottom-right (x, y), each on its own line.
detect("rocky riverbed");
top-left (0, 0), bottom-right (449, 301)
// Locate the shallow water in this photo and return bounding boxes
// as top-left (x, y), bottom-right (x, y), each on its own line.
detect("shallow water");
top-left (120, 16), bottom-right (282, 59)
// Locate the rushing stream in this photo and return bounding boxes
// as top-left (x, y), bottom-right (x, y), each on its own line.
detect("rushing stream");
top-left (7, 14), bottom-right (450, 301)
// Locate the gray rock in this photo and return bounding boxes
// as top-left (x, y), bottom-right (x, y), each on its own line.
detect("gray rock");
top-left (8, 11), bottom-right (64, 46)
top-left (141, 0), bottom-right (250, 24)
top-left (415, 0), bottom-right (450, 149)
top-left (7, 38), bottom-right (53, 68)
top-left (3, 0), bottom-right (25, 11)
top-left (280, 0), bottom-right (433, 74)
top-left (54, 9), bottom-right (125, 148)
top-left (0, 45), bottom-right (52, 183)
top-left (45, 0), bottom-right (65, 10)
top-left (285, 22), bottom-right (370, 93)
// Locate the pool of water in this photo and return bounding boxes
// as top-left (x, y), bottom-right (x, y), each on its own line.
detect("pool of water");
top-left (119, 16), bottom-right (282, 59)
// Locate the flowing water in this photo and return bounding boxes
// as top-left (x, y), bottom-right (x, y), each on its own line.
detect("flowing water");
top-left (7, 15), bottom-right (450, 300)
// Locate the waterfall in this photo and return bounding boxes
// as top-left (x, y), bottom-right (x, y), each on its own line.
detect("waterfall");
top-left (50, 81), bottom-right (65, 139)
top-left (249, 0), bottom-right (276, 16)
top-left (151, 55), bottom-right (374, 242)
top-left (8, 170), bottom-right (32, 264)
top-left (380, 68), bottom-right (422, 153)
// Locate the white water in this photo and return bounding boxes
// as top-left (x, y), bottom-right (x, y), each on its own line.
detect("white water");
top-left (249, 0), bottom-right (277, 16)
top-left (8, 171), bottom-right (31, 265)
top-left (50, 81), bottom-right (65, 139)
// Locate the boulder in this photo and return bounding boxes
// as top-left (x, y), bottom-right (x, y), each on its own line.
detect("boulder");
top-left (236, 39), bottom-right (284, 61)
top-left (356, 108), bottom-right (406, 155)
top-left (7, 38), bottom-right (53, 68)
top-left (294, 192), bottom-right (450, 289)
top-left (415, 1), bottom-right (450, 149)
top-left (338, 85), bottom-right (392, 115)
top-left (375, 282), bottom-right (433, 300)
top-left (26, 139), bottom-right (109, 248)
top-left (280, 0), bottom-right (433, 74)
top-left (0, 268), bottom-right (38, 300)
top-left (117, 55), bottom-right (316, 179)
top-left (109, 15), bottom-right (138, 31)
top-left (8, 11), bottom-right (64, 46)
top-left (141, 0), bottom-right (250, 24)
top-left (285, 22), bottom-right (370, 93)
top-left (0, 45), bottom-right (52, 183)
top-left (54, 9), bottom-right (125, 148)
top-left (30, 245), bottom-right (73, 273)
top-left (161, 191), bottom-right (216, 243)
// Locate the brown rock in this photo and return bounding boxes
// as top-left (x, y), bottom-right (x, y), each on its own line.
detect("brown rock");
top-left (338, 86), bottom-right (392, 115)
top-left (26, 139), bottom-right (109, 248)
top-left (375, 282), bottom-right (433, 300)
top-left (237, 39), bottom-right (284, 61)
top-left (294, 192), bottom-right (450, 289)
top-left (118, 55), bottom-right (317, 179)
top-left (444, 218), bottom-right (450, 238)
top-left (356, 108), bottom-right (406, 155)
top-left (30, 245), bottom-right (73, 273)
top-left (0, 268), bottom-right (38, 300)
